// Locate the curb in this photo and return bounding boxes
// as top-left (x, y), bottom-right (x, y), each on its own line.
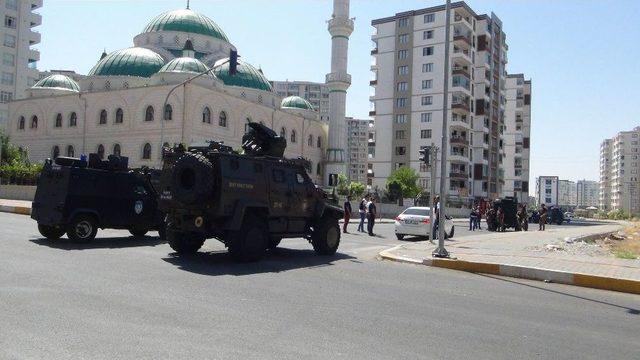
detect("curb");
top-left (0, 205), bottom-right (31, 215)
top-left (379, 245), bottom-right (640, 295)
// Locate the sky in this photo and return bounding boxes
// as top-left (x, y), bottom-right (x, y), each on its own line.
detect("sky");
top-left (36, 0), bottom-right (640, 185)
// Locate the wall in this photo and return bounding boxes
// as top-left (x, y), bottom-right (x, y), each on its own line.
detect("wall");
top-left (0, 185), bottom-right (36, 201)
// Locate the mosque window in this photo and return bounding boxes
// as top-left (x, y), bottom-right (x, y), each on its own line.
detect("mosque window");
top-left (123, 82), bottom-right (129, 89)
top-left (69, 112), bottom-right (77, 127)
top-left (18, 116), bottom-right (24, 130)
top-left (280, 127), bottom-right (286, 138)
top-left (316, 163), bottom-right (322, 175)
top-left (52, 146), bottom-right (60, 159)
top-left (218, 111), bottom-right (227, 127)
top-left (99, 109), bottom-right (107, 125)
top-left (258, 95), bottom-right (263, 103)
top-left (97, 144), bottom-right (105, 160)
top-left (164, 104), bottom-right (173, 121)
top-left (202, 107), bottom-right (211, 124)
top-left (241, 92), bottom-right (246, 98)
top-left (308, 134), bottom-right (313, 147)
top-left (104, 81), bottom-right (111, 90)
top-left (174, 35), bottom-right (180, 44)
top-left (317, 136), bottom-right (322, 148)
top-left (115, 108), bottom-right (123, 124)
top-left (291, 130), bottom-right (297, 143)
top-left (142, 143), bottom-right (152, 160)
top-left (145, 106), bottom-right (154, 122)
top-left (30, 115), bottom-right (38, 129)
top-left (55, 113), bottom-right (62, 128)
top-left (66, 145), bottom-right (75, 157)
top-left (113, 144), bottom-right (121, 156)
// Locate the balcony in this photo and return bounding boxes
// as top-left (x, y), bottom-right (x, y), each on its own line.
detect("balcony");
top-left (369, 79), bottom-right (377, 86)
top-left (368, 110), bottom-right (376, 116)
top-left (453, 32), bottom-right (472, 48)
top-left (450, 172), bottom-right (469, 180)
top-left (29, 31), bottom-right (41, 45)
top-left (452, 65), bottom-right (470, 78)
top-left (370, 48), bottom-right (378, 55)
top-left (30, 12), bottom-right (42, 27)
top-left (450, 136), bottom-right (469, 146)
top-left (452, 46), bottom-right (472, 65)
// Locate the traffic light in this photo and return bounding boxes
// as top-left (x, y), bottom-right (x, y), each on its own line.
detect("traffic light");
top-left (419, 146), bottom-right (431, 166)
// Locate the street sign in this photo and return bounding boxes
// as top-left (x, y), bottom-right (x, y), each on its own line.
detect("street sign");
top-left (419, 146), bottom-right (431, 166)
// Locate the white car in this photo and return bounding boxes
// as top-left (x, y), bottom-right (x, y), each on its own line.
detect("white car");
top-left (564, 212), bottom-right (573, 223)
top-left (394, 207), bottom-right (455, 240)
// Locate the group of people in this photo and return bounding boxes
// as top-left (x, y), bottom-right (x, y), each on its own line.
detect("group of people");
top-left (343, 195), bottom-right (377, 236)
top-left (468, 207), bottom-right (483, 231)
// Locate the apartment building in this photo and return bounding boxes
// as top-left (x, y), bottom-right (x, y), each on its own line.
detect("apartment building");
top-left (270, 80), bottom-right (330, 122)
top-left (369, 1), bottom-right (509, 203)
top-left (536, 176), bottom-right (558, 207)
top-left (0, 0), bottom-right (42, 128)
top-left (502, 73), bottom-right (531, 203)
top-left (558, 179), bottom-right (577, 209)
top-left (576, 179), bottom-right (599, 208)
top-left (346, 117), bottom-right (369, 184)
top-left (599, 127), bottom-right (640, 214)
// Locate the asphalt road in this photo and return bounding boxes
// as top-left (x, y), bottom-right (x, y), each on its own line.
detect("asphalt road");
top-left (1, 212), bottom-right (638, 359)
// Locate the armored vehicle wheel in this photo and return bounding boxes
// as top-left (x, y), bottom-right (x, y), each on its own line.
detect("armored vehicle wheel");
top-left (129, 228), bottom-right (148, 237)
top-left (167, 227), bottom-right (205, 254)
top-left (66, 214), bottom-right (98, 242)
top-left (38, 224), bottom-right (65, 240)
top-left (268, 236), bottom-right (282, 250)
top-left (396, 234), bottom-right (405, 240)
top-left (311, 216), bottom-right (340, 255)
top-left (172, 153), bottom-right (214, 204)
top-left (228, 214), bottom-right (268, 262)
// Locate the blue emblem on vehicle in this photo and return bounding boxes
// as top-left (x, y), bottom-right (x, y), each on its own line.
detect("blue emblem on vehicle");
top-left (134, 200), bottom-right (143, 214)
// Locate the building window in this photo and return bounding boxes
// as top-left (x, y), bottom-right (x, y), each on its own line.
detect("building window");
top-left (115, 108), bottom-right (123, 124)
top-left (396, 82), bottom-right (408, 91)
top-left (421, 79), bottom-right (432, 89)
top-left (4, 15), bottom-right (16, 29)
top-left (421, 112), bottom-right (432, 122)
top-left (164, 104), bottom-right (172, 120)
top-left (202, 106), bottom-right (211, 123)
top-left (396, 98), bottom-right (407, 107)
top-left (423, 30), bottom-right (434, 40)
top-left (420, 129), bottom-right (432, 139)
top-left (0, 91), bottom-right (12, 103)
top-left (3, 34), bottom-right (16, 48)
top-left (67, 145), bottom-right (75, 157)
top-left (395, 130), bottom-right (406, 140)
top-left (2, 53), bottom-right (14, 66)
top-left (144, 106), bottom-right (154, 122)
top-left (290, 129), bottom-right (297, 143)
top-left (113, 144), bottom-right (121, 156)
top-left (398, 18), bottom-right (408, 27)
top-left (69, 112), bottom-right (77, 127)
top-left (395, 146), bottom-right (406, 156)
top-left (316, 163), bottom-right (322, 175)
top-left (397, 65), bottom-right (409, 75)
top-left (421, 96), bottom-right (433, 105)
top-left (280, 127), bottom-right (286, 138)
top-left (317, 136), bottom-right (322, 148)
top-left (55, 113), bottom-right (62, 128)
top-left (30, 115), bottom-right (37, 129)
top-left (99, 109), bottom-right (107, 125)
top-left (5, 0), bottom-right (17, 10)
top-left (424, 13), bottom-right (435, 23)
top-left (308, 134), bottom-right (313, 146)
top-left (17, 116), bottom-right (24, 130)
top-left (397, 49), bottom-right (408, 60)
top-left (97, 144), bottom-right (105, 160)
top-left (219, 111), bottom-right (227, 127)
top-left (1, 72), bottom-right (13, 85)
top-left (142, 143), bottom-right (152, 160)
top-left (394, 114), bottom-right (407, 123)
top-left (423, 46), bottom-right (434, 56)
top-left (52, 146), bottom-right (60, 159)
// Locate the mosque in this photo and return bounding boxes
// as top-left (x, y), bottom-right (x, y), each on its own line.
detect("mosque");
top-left (6, 4), bottom-right (351, 184)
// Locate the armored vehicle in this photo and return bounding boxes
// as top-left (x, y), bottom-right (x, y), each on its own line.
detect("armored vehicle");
top-left (158, 122), bottom-right (344, 262)
top-left (32, 154), bottom-right (165, 242)
top-left (487, 197), bottom-right (522, 231)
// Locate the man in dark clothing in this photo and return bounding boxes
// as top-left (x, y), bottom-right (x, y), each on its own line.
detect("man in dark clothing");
top-left (432, 196), bottom-right (440, 240)
top-left (539, 204), bottom-right (548, 231)
top-left (367, 197), bottom-right (377, 236)
top-left (357, 195), bottom-right (368, 232)
top-left (343, 196), bottom-right (352, 233)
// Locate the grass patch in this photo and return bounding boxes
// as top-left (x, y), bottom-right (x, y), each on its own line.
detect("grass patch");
top-left (614, 250), bottom-right (638, 260)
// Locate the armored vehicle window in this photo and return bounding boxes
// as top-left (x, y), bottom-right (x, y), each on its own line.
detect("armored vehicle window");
top-left (295, 173), bottom-right (305, 184)
top-left (134, 185), bottom-right (147, 195)
top-left (164, 104), bottom-right (172, 121)
top-left (145, 106), bottom-right (154, 122)
top-left (273, 169), bottom-right (285, 183)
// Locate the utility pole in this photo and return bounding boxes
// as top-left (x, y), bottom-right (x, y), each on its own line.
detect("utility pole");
top-left (430, 145), bottom-right (438, 232)
top-left (433, 0), bottom-right (451, 258)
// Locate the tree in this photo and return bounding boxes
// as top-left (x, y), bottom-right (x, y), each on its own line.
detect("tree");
top-left (348, 181), bottom-right (366, 198)
top-left (336, 173), bottom-right (349, 196)
top-left (0, 129), bottom-right (41, 184)
top-left (386, 167), bottom-right (421, 199)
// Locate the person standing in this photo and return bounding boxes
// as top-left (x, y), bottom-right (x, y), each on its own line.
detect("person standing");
top-left (432, 196), bottom-right (440, 240)
top-left (497, 207), bottom-right (505, 232)
top-left (357, 195), bottom-right (368, 232)
top-left (539, 204), bottom-right (548, 231)
top-left (343, 196), bottom-right (352, 234)
top-left (469, 208), bottom-right (477, 231)
top-left (475, 206), bottom-right (482, 230)
top-left (367, 197), bottom-right (377, 236)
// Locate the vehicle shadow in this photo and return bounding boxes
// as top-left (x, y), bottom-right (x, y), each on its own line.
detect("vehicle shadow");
top-left (162, 248), bottom-right (357, 276)
top-left (29, 235), bottom-right (166, 250)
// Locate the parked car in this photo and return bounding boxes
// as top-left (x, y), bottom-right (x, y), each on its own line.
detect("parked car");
top-left (564, 212), bottom-right (573, 223)
top-left (394, 207), bottom-right (454, 240)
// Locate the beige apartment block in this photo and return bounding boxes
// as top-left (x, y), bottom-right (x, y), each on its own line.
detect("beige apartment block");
top-left (502, 74), bottom-right (531, 203)
top-left (599, 127), bottom-right (640, 213)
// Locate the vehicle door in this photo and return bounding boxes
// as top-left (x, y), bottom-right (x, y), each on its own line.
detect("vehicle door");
top-left (286, 169), bottom-right (313, 232)
top-left (269, 167), bottom-right (290, 218)
top-left (115, 173), bottom-right (155, 228)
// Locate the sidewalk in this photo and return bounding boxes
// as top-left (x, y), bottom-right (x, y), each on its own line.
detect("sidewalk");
top-left (0, 199), bottom-right (31, 215)
top-left (380, 222), bottom-right (640, 295)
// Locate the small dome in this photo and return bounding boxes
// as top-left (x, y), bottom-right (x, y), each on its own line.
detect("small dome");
top-left (143, 9), bottom-right (229, 42)
top-left (159, 57), bottom-right (210, 74)
top-left (213, 59), bottom-right (273, 92)
top-left (33, 74), bottom-right (80, 92)
top-left (88, 47), bottom-right (165, 78)
top-left (281, 96), bottom-right (314, 111)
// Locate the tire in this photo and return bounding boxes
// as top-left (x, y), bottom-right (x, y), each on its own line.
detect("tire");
top-left (171, 152), bottom-right (214, 205)
top-left (268, 236), bottom-right (282, 250)
top-left (166, 225), bottom-right (205, 254)
top-left (311, 216), bottom-right (340, 255)
top-left (38, 224), bottom-right (65, 240)
top-left (66, 214), bottom-right (98, 243)
top-left (396, 234), bottom-right (405, 240)
top-left (129, 228), bottom-right (148, 237)
top-left (228, 213), bottom-right (268, 262)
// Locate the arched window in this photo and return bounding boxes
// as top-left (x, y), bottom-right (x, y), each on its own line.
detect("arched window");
top-left (18, 116), bottom-right (24, 130)
top-left (69, 112), bottom-right (77, 127)
top-left (308, 134), bottom-right (313, 147)
top-left (113, 144), bottom-right (121, 156)
top-left (30, 115), bottom-right (38, 129)
top-left (97, 144), bottom-right (105, 159)
top-left (142, 143), bottom-right (152, 160)
top-left (164, 104), bottom-right (172, 120)
top-left (219, 111), bottom-right (227, 127)
top-left (145, 106), bottom-right (154, 122)
top-left (316, 163), bottom-right (321, 175)
top-left (280, 127), bottom-right (286, 138)
top-left (290, 129), bottom-right (297, 143)
top-left (317, 136), bottom-right (322, 148)
top-left (55, 113), bottom-right (62, 128)
top-left (99, 109), bottom-right (107, 125)
top-left (202, 106), bottom-right (211, 123)
top-left (52, 146), bottom-right (60, 159)
top-left (66, 145), bottom-right (75, 157)
top-left (115, 108), bottom-right (123, 124)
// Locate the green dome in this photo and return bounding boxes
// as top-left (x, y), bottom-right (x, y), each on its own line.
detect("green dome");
top-left (159, 57), bottom-right (210, 74)
top-left (33, 74), bottom-right (80, 92)
top-left (281, 96), bottom-right (314, 111)
top-left (89, 48), bottom-right (165, 78)
top-left (213, 59), bottom-right (273, 92)
top-left (143, 9), bottom-right (229, 42)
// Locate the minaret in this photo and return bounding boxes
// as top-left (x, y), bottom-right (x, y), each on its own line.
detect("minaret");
top-left (325, 0), bottom-right (353, 184)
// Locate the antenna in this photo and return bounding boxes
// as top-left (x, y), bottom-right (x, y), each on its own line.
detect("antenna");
top-left (186, 0), bottom-right (190, 9)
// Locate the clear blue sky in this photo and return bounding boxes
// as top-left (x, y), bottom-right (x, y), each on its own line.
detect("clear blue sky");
top-left (37, 0), bottom-right (640, 184)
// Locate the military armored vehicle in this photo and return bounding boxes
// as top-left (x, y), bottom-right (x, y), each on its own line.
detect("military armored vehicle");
top-left (32, 154), bottom-right (165, 242)
top-left (488, 197), bottom-right (522, 231)
top-left (158, 122), bottom-right (344, 262)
